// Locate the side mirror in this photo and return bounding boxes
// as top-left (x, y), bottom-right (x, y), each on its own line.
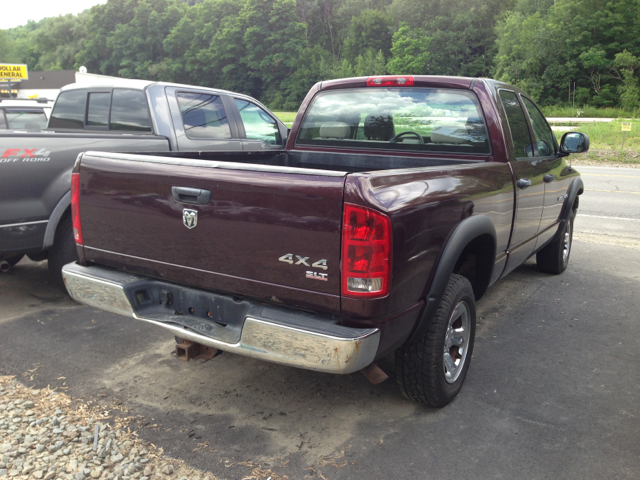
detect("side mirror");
top-left (560, 132), bottom-right (589, 154)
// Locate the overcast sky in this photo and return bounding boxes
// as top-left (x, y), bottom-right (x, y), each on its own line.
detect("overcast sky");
top-left (1, 0), bottom-right (107, 30)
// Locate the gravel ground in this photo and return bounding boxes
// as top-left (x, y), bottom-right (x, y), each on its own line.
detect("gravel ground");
top-left (0, 377), bottom-right (284, 480)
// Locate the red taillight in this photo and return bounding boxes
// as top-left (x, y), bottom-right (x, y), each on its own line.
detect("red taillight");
top-left (366, 76), bottom-right (414, 87)
top-left (71, 173), bottom-right (83, 245)
top-left (341, 204), bottom-right (391, 298)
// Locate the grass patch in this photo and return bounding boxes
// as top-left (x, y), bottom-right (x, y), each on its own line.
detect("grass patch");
top-left (541, 105), bottom-right (639, 118)
top-left (273, 111), bottom-right (297, 125)
top-left (272, 111), bottom-right (640, 164)
top-left (572, 150), bottom-right (640, 165)
top-left (552, 119), bottom-right (640, 151)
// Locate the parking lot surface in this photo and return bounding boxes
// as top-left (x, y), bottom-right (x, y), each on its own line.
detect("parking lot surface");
top-left (1, 166), bottom-right (639, 479)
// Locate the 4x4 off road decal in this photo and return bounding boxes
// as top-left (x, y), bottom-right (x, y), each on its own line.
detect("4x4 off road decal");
top-left (1, 148), bottom-right (51, 163)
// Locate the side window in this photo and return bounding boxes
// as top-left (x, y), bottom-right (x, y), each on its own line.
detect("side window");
top-left (521, 96), bottom-right (556, 157)
top-left (87, 93), bottom-right (111, 128)
top-left (49, 90), bottom-right (86, 129)
top-left (110, 89), bottom-right (152, 132)
top-left (235, 99), bottom-right (281, 145)
top-left (498, 90), bottom-right (534, 159)
top-left (177, 92), bottom-right (231, 139)
top-left (0, 110), bottom-right (7, 129)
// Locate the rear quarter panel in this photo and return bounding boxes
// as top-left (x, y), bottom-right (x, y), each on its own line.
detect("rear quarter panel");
top-left (342, 162), bottom-right (514, 350)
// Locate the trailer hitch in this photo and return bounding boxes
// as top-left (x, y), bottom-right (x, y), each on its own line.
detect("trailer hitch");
top-left (175, 339), bottom-right (218, 362)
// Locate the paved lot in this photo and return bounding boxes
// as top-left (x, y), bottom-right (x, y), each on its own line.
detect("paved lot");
top-left (1, 166), bottom-right (639, 479)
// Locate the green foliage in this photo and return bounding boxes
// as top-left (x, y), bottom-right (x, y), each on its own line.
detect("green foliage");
top-left (353, 49), bottom-right (386, 76)
top-left (611, 50), bottom-right (640, 110)
top-left (76, 0), bottom-right (187, 79)
top-left (494, 0), bottom-right (640, 108)
top-left (541, 104), bottom-right (638, 118)
top-left (2, 0), bottom-right (640, 113)
top-left (0, 30), bottom-right (14, 63)
top-left (281, 45), bottom-right (334, 109)
top-left (32, 14), bottom-right (89, 70)
top-left (342, 9), bottom-right (393, 62)
top-left (386, 23), bottom-right (430, 74)
top-left (389, 0), bottom-right (511, 77)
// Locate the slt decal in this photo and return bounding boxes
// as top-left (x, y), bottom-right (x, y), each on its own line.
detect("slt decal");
top-left (279, 253), bottom-right (329, 281)
top-left (0, 148), bottom-right (52, 164)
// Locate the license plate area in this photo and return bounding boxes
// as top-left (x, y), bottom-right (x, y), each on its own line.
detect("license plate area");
top-left (123, 280), bottom-right (258, 344)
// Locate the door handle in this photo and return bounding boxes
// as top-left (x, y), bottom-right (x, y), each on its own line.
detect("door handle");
top-left (517, 178), bottom-right (532, 189)
top-left (543, 174), bottom-right (556, 183)
top-left (171, 187), bottom-right (211, 205)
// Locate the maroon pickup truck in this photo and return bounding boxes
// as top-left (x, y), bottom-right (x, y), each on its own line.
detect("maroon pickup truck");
top-left (62, 76), bottom-right (587, 407)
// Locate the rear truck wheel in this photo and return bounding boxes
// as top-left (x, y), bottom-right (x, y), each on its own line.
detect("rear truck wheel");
top-left (395, 274), bottom-right (476, 407)
top-left (537, 210), bottom-right (575, 275)
top-left (47, 215), bottom-right (79, 290)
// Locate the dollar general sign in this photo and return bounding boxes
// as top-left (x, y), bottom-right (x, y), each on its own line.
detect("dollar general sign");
top-left (0, 64), bottom-right (28, 80)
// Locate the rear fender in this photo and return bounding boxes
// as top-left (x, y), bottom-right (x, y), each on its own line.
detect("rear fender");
top-left (560, 177), bottom-right (584, 221)
top-left (546, 176), bottom-right (584, 246)
top-left (42, 191), bottom-right (71, 250)
top-left (408, 215), bottom-right (496, 343)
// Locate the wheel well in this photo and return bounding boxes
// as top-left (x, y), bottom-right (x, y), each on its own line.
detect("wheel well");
top-left (59, 207), bottom-right (71, 223)
top-left (452, 234), bottom-right (494, 301)
top-left (54, 208), bottom-right (72, 237)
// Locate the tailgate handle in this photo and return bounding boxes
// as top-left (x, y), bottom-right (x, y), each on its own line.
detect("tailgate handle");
top-left (171, 187), bottom-right (211, 205)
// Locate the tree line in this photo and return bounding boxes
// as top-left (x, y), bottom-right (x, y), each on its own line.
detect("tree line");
top-left (1, 0), bottom-right (639, 111)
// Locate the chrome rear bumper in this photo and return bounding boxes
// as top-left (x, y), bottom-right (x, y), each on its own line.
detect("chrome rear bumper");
top-left (62, 263), bottom-right (380, 374)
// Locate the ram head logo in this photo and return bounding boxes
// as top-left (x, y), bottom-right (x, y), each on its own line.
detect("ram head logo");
top-left (182, 208), bottom-right (198, 229)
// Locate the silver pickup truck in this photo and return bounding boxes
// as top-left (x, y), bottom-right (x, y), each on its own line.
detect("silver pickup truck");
top-left (0, 98), bottom-right (54, 131)
top-left (0, 79), bottom-right (288, 286)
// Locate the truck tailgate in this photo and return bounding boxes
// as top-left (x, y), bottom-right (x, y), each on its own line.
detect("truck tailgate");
top-left (78, 152), bottom-right (346, 314)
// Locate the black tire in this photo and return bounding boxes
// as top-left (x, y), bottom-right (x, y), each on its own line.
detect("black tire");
top-left (47, 215), bottom-right (79, 290)
top-left (537, 211), bottom-right (574, 275)
top-left (4, 254), bottom-right (24, 267)
top-left (396, 274), bottom-right (476, 408)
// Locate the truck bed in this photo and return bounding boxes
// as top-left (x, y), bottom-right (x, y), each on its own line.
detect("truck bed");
top-left (75, 149), bottom-right (485, 317)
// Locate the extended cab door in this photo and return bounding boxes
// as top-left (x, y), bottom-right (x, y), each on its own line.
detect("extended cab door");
top-left (165, 86), bottom-right (243, 151)
top-left (519, 95), bottom-right (568, 247)
top-left (499, 89), bottom-right (548, 274)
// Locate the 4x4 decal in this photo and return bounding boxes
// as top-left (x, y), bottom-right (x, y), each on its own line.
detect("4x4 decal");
top-left (279, 253), bottom-right (329, 281)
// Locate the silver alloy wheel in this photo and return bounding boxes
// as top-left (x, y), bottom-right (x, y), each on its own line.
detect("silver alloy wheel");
top-left (443, 300), bottom-right (471, 384)
top-left (563, 218), bottom-right (572, 264)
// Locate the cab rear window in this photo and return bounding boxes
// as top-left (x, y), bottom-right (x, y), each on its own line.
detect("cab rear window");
top-left (296, 88), bottom-right (490, 154)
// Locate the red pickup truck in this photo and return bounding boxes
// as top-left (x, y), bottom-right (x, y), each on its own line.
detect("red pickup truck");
top-left (62, 76), bottom-right (587, 407)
